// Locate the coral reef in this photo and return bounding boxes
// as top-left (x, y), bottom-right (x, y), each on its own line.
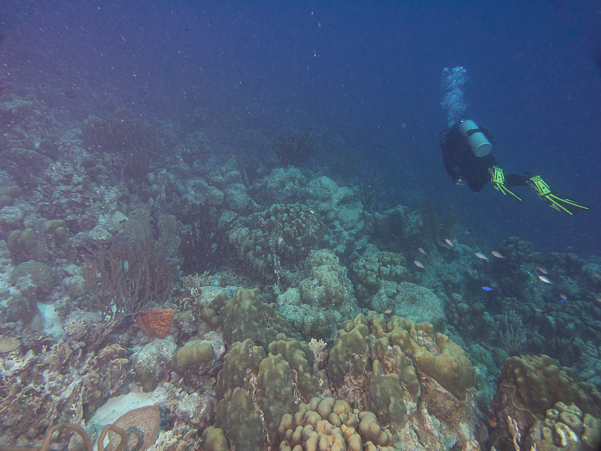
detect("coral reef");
top-left (301, 176), bottom-right (368, 259)
top-left (130, 338), bottom-right (178, 392)
top-left (1, 88), bottom-right (600, 451)
top-left (372, 205), bottom-right (425, 254)
top-left (9, 261), bottom-right (56, 298)
top-left (350, 249), bottom-right (408, 301)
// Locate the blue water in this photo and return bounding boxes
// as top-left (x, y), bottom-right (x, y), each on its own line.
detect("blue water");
top-left (1, 0), bottom-right (600, 255)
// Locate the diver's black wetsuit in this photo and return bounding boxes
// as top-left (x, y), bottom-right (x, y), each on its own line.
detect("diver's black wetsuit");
top-left (440, 121), bottom-right (589, 215)
top-left (441, 124), bottom-right (528, 192)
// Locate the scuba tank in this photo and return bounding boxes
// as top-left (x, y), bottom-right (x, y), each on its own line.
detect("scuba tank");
top-left (458, 119), bottom-right (492, 157)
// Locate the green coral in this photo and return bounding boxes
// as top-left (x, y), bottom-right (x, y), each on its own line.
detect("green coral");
top-left (221, 288), bottom-right (296, 349)
top-left (267, 334), bottom-right (317, 400)
top-left (256, 353), bottom-right (296, 443)
top-left (324, 314), bottom-right (420, 430)
top-left (216, 387), bottom-right (263, 451)
top-left (371, 336), bottom-right (420, 399)
top-left (171, 342), bottom-right (215, 373)
top-left (215, 339), bottom-right (266, 451)
top-left (326, 315), bottom-right (370, 390)
top-left (200, 427), bottom-right (230, 451)
top-left (374, 316), bottom-right (475, 400)
top-left (366, 359), bottom-right (408, 430)
top-left (214, 334), bottom-right (317, 447)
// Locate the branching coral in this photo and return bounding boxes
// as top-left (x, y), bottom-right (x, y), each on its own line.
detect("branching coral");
top-left (273, 128), bottom-right (320, 167)
top-left (179, 196), bottom-right (250, 274)
top-left (82, 209), bottom-right (177, 349)
top-left (82, 115), bottom-right (164, 184)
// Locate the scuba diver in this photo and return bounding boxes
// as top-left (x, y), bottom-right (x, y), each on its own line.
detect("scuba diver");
top-left (440, 119), bottom-right (589, 215)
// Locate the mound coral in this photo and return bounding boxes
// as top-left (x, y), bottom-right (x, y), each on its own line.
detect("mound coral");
top-left (488, 354), bottom-right (601, 450)
top-left (277, 397), bottom-right (394, 451)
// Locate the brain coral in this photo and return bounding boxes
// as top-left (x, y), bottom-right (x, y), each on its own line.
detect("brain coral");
top-left (228, 203), bottom-right (326, 281)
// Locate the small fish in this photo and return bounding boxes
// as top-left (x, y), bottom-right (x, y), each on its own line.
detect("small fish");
top-left (533, 307), bottom-right (545, 313)
top-left (538, 275), bottom-right (553, 284)
top-left (537, 267), bottom-right (548, 275)
top-left (414, 260), bottom-right (425, 269)
top-left (481, 286), bottom-right (495, 292)
top-left (558, 299), bottom-right (567, 304)
top-left (560, 293), bottom-right (568, 301)
top-left (419, 247), bottom-right (427, 255)
top-left (593, 272), bottom-right (601, 280)
top-left (595, 297), bottom-right (601, 304)
top-left (383, 308), bottom-right (392, 314)
top-left (491, 251), bottom-right (504, 259)
top-left (488, 417), bottom-right (498, 428)
top-left (445, 238), bottom-right (454, 247)
top-left (475, 252), bottom-right (489, 261)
